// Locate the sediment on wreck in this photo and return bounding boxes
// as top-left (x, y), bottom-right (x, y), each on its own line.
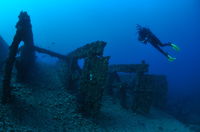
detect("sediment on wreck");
top-left (2, 11), bottom-right (36, 104)
top-left (77, 56), bottom-right (110, 117)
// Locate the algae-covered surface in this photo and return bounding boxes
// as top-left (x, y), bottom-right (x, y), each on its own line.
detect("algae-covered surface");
top-left (0, 63), bottom-right (194, 132)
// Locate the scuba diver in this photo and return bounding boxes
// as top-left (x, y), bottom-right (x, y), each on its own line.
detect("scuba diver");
top-left (136, 24), bottom-right (180, 62)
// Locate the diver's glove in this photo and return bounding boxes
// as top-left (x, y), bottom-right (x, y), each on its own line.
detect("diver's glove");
top-left (167, 55), bottom-right (176, 62)
top-left (171, 43), bottom-right (180, 51)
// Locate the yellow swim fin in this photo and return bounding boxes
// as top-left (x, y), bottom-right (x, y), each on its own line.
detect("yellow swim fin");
top-left (171, 44), bottom-right (180, 51)
top-left (167, 55), bottom-right (176, 62)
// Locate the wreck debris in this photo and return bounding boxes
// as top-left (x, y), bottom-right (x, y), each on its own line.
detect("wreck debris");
top-left (77, 56), bottom-right (110, 117)
top-left (2, 11), bottom-right (35, 103)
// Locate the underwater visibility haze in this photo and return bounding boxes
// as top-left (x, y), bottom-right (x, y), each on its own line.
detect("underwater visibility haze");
top-left (0, 0), bottom-right (200, 131)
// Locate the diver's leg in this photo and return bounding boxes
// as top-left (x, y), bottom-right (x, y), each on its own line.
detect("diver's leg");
top-left (158, 42), bottom-right (172, 47)
top-left (159, 42), bottom-right (180, 51)
top-left (152, 44), bottom-right (168, 57)
top-left (152, 44), bottom-right (176, 61)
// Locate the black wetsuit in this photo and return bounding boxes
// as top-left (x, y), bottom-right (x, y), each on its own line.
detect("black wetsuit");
top-left (137, 25), bottom-right (172, 58)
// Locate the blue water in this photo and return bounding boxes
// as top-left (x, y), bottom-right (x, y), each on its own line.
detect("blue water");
top-left (0, 0), bottom-right (200, 102)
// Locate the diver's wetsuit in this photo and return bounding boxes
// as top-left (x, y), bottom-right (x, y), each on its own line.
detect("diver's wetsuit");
top-left (137, 25), bottom-right (172, 58)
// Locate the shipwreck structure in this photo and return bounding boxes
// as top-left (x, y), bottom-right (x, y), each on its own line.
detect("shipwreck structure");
top-left (2, 12), bottom-right (36, 103)
top-left (78, 56), bottom-right (110, 117)
top-left (64, 41), bottom-right (107, 93)
top-left (0, 36), bottom-right (9, 71)
top-left (15, 12), bottom-right (36, 81)
top-left (1, 11), bottom-right (109, 118)
top-left (108, 62), bottom-right (150, 112)
top-left (1, 13), bottom-right (109, 117)
top-left (1, 12), bottom-right (168, 120)
top-left (108, 62), bottom-right (168, 114)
